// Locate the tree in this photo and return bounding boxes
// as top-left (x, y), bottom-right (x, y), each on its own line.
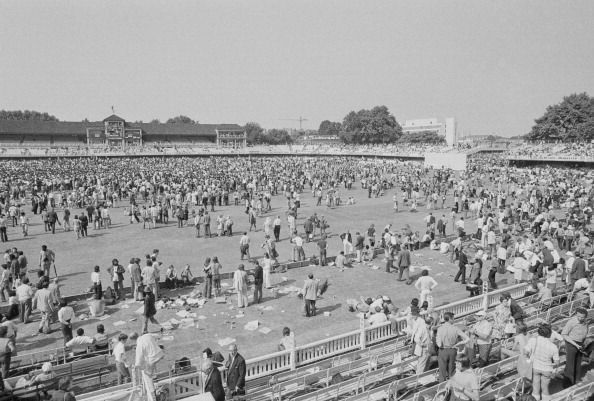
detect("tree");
top-left (0, 110), bottom-right (59, 121)
top-left (150, 119), bottom-right (161, 124)
top-left (244, 122), bottom-right (265, 144)
top-left (166, 115), bottom-right (196, 124)
top-left (339, 106), bottom-right (402, 144)
top-left (318, 120), bottom-right (341, 137)
top-left (398, 131), bottom-right (446, 144)
top-left (528, 93), bottom-right (594, 141)
top-left (263, 129), bottom-right (292, 145)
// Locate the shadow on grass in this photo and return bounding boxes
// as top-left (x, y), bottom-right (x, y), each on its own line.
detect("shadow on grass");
top-left (316, 303), bottom-right (342, 314)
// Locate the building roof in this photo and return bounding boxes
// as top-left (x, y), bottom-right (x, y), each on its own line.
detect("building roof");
top-left (0, 120), bottom-right (244, 138)
top-left (0, 120), bottom-right (92, 135)
top-left (103, 114), bottom-right (126, 122)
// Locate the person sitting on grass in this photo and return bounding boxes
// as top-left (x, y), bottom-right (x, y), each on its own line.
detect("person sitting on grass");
top-left (165, 265), bottom-right (178, 289)
top-left (180, 264), bottom-right (193, 286)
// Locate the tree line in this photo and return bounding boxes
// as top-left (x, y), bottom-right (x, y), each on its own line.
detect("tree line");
top-left (317, 106), bottom-right (444, 145)
top-left (0, 110), bottom-right (60, 121)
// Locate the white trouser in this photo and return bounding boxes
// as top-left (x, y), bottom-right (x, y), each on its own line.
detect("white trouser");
top-left (141, 369), bottom-right (156, 401)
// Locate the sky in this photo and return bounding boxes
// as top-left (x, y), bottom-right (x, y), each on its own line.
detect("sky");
top-left (1, 0), bottom-right (593, 137)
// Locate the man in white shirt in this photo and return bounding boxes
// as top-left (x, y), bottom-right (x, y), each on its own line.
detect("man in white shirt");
top-left (415, 270), bottom-right (438, 304)
top-left (57, 299), bottom-right (75, 345)
top-left (141, 261), bottom-right (159, 298)
top-left (239, 232), bottom-right (251, 261)
top-left (135, 333), bottom-right (164, 401)
top-left (16, 278), bottom-right (34, 324)
top-left (335, 251), bottom-right (347, 269)
top-left (368, 306), bottom-right (388, 326)
top-left (573, 277), bottom-right (590, 292)
top-left (292, 233), bottom-right (305, 261)
top-left (66, 328), bottom-right (95, 356)
top-left (113, 333), bottom-right (130, 384)
top-left (287, 214), bottom-right (296, 236)
top-left (410, 310), bottom-right (431, 374)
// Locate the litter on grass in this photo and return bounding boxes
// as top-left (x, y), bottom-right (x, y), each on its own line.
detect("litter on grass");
top-left (218, 337), bottom-right (236, 347)
top-left (244, 320), bottom-right (259, 331)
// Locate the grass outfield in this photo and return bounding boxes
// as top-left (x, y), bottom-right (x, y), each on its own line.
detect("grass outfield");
top-left (11, 184), bottom-right (516, 371)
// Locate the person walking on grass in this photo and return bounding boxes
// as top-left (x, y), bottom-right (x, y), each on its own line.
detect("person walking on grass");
top-left (142, 287), bottom-right (162, 334)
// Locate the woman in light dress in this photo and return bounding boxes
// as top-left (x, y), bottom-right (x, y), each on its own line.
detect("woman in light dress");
top-left (261, 253), bottom-right (272, 289)
top-left (233, 264), bottom-right (249, 308)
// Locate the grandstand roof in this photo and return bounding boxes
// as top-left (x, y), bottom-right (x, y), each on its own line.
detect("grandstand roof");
top-left (0, 120), bottom-right (91, 135)
top-left (0, 120), bottom-right (244, 137)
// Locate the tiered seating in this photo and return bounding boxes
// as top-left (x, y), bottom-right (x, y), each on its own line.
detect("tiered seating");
top-left (76, 283), bottom-right (586, 401)
top-left (342, 296), bottom-right (590, 401)
top-left (552, 381), bottom-right (594, 401)
top-left (507, 142), bottom-right (594, 161)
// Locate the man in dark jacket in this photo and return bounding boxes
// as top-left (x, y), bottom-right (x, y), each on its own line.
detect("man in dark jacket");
top-left (142, 288), bottom-right (162, 334)
top-left (304, 218), bottom-right (314, 242)
top-left (225, 344), bottom-right (246, 399)
top-left (503, 292), bottom-right (525, 323)
top-left (46, 209), bottom-right (61, 234)
top-left (252, 262), bottom-right (263, 304)
top-left (570, 252), bottom-right (587, 287)
top-left (203, 359), bottom-right (225, 401)
top-left (454, 251), bottom-right (468, 284)
top-left (397, 245), bottom-right (412, 284)
top-left (79, 214), bottom-right (88, 237)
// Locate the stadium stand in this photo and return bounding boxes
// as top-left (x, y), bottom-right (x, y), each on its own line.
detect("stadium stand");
top-left (11, 279), bottom-right (575, 400)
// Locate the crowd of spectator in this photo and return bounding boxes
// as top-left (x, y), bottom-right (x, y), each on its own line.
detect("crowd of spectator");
top-left (507, 142), bottom-right (594, 161)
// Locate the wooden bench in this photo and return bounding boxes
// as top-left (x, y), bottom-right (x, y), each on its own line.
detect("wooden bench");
top-left (6, 354), bottom-right (112, 397)
top-left (0, 376), bottom-right (61, 401)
